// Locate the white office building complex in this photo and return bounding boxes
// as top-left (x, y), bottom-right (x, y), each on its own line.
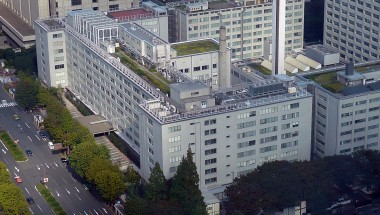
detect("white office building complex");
top-left (0, 0), bottom-right (137, 47)
top-left (297, 63), bottom-right (380, 157)
top-left (323, 0), bottom-right (380, 62)
top-left (35, 10), bottom-right (312, 194)
top-left (167, 0), bottom-right (304, 60)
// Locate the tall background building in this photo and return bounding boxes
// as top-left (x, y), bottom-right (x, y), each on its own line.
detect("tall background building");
top-left (167, 0), bottom-right (305, 60)
top-left (0, 0), bottom-right (138, 47)
top-left (323, 0), bottom-right (380, 62)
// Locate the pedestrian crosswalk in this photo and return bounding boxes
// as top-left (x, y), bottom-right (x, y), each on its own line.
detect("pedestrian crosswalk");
top-left (0, 102), bottom-right (16, 108)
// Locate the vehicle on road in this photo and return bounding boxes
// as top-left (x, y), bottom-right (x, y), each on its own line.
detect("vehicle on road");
top-left (13, 114), bottom-right (20, 120)
top-left (26, 150), bottom-right (33, 156)
top-left (38, 130), bottom-right (49, 139)
top-left (15, 176), bottom-right (22, 183)
top-left (61, 157), bottom-right (68, 163)
top-left (26, 197), bottom-right (34, 204)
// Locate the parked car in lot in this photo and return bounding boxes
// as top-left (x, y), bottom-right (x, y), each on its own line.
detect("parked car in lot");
top-left (15, 176), bottom-right (22, 183)
top-left (26, 150), bottom-right (33, 156)
top-left (38, 130), bottom-right (49, 139)
top-left (61, 157), bottom-right (68, 163)
top-left (26, 197), bottom-right (34, 204)
top-left (13, 114), bottom-right (20, 120)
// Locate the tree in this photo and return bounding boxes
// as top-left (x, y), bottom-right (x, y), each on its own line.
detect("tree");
top-left (68, 142), bottom-right (109, 177)
top-left (85, 158), bottom-right (119, 183)
top-left (125, 197), bottom-right (148, 215)
top-left (15, 74), bottom-right (39, 110)
top-left (0, 183), bottom-right (31, 215)
top-left (170, 148), bottom-right (207, 215)
top-left (94, 170), bottom-right (126, 201)
top-left (145, 162), bottom-right (168, 201)
top-left (125, 165), bottom-right (140, 194)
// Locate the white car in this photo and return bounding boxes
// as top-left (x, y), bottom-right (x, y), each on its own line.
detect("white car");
top-left (48, 142), bottom-right (54, 150)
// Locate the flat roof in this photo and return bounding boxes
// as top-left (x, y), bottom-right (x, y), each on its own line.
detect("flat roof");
top-left (108, 8), bottom-right (152, 20)
top-left (171, 80), bottom-right (208, 92)
top-left (76, 115), bottom-right (116, 135)
top-left (306, 44), bottom-right (339, 55)
top-left (208, 1), bottom-right (236, 10)
top-left (0, 4), bottom-right (35, 36)
top-left (171, 39), bottom-right (219, 56)
top-left (121, 23), bottom-right (167, 45)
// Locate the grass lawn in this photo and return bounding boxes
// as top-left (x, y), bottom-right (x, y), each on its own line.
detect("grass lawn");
top-left (171, 40), bottom-right (219, 56)
top-left (115, 51), bottom-right (170, 94)
top-left (307, 72), bottom-right (345, 93)
top-left (36, 184), bottom-right (66, 215)
top-left (248, 63), bottom-right (272, 75)
top-left (0, 130), bottom-right (27, 162)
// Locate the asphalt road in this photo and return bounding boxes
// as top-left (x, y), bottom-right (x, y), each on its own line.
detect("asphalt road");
top-left (0, 87), bottom-right (112, 215)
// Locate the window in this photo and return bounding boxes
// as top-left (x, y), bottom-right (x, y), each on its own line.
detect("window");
top-left (205, 168), bottom-right (217, 174)
top-left (237, 121), bottom-right (256, 129)
top-left (259, 145), bottom-right (277, 153)
top-left (169, 145), bottom-right (181, 153)
top-left (205, 148), bottom-right (217, 155)
top-left (53, 33), bottom-right (63, 38)
top-left (168, 136), bottom-right (181, 143)
top-left (194, 66), bottom-right (201, 71)
top-left (260, 135), bottom-right (277, 144)
top-left (238, 140), bottom-right (255, 148)
top-left (204, 119), bottom-right (216, 125)
top-left (281, 140), bottom-right (298, 149)
top-left (342, 103), bottom-right (353, 108)
top-left (260, 107), bottom-right (278, 115)
top-left (205, 177), bottom-right (217, 184)
top-left (205, 158), bottom-right (217, 165)
top-left (260, 116), bottom-right (278, 124)
top-left (205, 129), bottom-right (216, 135)
top-left (260, 126), bottom-right (278, 134)
top-left (109, 4), bottom-right (119, 10)
top-left (168, 125), bottom-right (181, 133)
top-left (169, 156), bottom-right (182, 163)
top-left (282, 112), bottom-right (299, 120)
top-left (205, 138), bottom-right (217, 145)
top-left (283, 102), bottom-right (299, 110)
top-left (237, 149), bottom-right (255, 158)
top-left (237, 111), bottom-right (256, 119)
top-left (55, 64), bottom-right (64, 69)
top-left (237, 130), bottom-right (256, 139)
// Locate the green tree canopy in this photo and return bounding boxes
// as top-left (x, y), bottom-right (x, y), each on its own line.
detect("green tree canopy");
top-left (85, 157), bottom-right (119, 183)
top-left (145, 162), bottom-right (168, 202)
top-left (68, 142), bottom-right (109, 177)
top-left (15, 74), bottom-right (39, 110)
top-left (94, 169), bottom-right (126, 201)
top-left (0, 183), bottom-right (31, 215)
top-left (170, 148), bottom-right (207, 215)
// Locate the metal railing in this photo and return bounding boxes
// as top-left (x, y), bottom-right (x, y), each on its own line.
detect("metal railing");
top-left (141, 88), bottom-right (311, 124)
top-left (58, 19), bottom-right (164, 101)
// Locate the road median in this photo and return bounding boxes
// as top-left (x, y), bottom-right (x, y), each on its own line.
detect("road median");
top-left (0, 130), bottom-right (27, 161)
top-left (36, 184), bottom-right (67, 215)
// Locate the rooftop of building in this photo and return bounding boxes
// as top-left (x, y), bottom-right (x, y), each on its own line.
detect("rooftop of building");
top-left (108, 8), bottom-right (153, 20)
top-left (120, 23), bottom-right (168, 45)
top-left (0, 4), bottom-right (35, 37)
top-left (306, 44), bottom-right (339, 55)
top-left (171, 39), bottom-right (219, 56)
top-left (38, 19), bottom-right (65, 31)
top-left (304, 62), bottom-right (380, 96)
top-left (171, 0), bottom-right (272, 13)
top-left (171, 80), bottom-right (208, 92)
top-left (76, 115), bottom-right (116, 135)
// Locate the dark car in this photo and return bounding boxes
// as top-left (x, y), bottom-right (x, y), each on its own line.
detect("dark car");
top-left (26, 197), bottom-right (34, 204)
top-left (26, 150), bottom-right (33, 156)
top-left (38, 131), bottom-right (49, 139)
top-left (61, 157), bottom-right (68, 163)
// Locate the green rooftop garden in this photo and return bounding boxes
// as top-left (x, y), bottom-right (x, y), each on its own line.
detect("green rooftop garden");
top-left (307, 71), bottom-right (345, 93)
top-left (248, 63), bottom-right (272, 76)
top-left (114, 50), bottom-right (170, 94)
top-left (171, 40), bottom-right (219, 56)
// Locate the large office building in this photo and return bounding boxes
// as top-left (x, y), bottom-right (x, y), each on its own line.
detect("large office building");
top-left (35, 10), bottom-right (312, 194)
top-left (167, 0), bottom-right (305, 60)
top-left (297, 63), bottom-right (380, 157)
top-left (0, 0), bottom-right (137, 47)
top-left (323, 0), bottom-right (380, 62)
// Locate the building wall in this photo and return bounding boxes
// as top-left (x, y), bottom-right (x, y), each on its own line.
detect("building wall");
top-left (313, 87), bottom-right (380, 157)
top-left (35, 24), bottom-right (68, 88)
top-left (323, 0), bottom-right (380, 62)
top-left (153, 96), bottom-right (312, 188)
top-left (172, 0), bottom-right (304, 60)
top-left (0, 0), bottom-right (50, 26)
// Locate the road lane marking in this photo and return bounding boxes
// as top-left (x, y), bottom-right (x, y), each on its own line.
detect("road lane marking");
top-left (45, 163), bottom-right (49, 169)
top-left (56, 190), bottom-right (60, 197)
top-left (28, 136), bottom-right (32, 141)
top-left (35, 135), bottom-right (40, 141)
top-left (25, 123), bottom-right (30, 128)
top-left (0, 140), bottom-right (8, 150)
top-left (25, 188), bottom-right (30, 195)
top-left (15, 166), bottom-right (19, 172)
top-left (3, 158), bottom-right (8, 164)
top-left (14, 172), bottom-right (18, 177)
top-left (75, 186), bottom-right (80, 193)
top-left (54, 162), bottom-right (58, 167)
top-left (75, 193), bottom-right (82, 201)
top-left (37, 205), bottom-right (43, 213)
top-left (102, 208), bottom-right (108, 214)
top-left (71, 176), bottom-right (77, 182)
top-left (66, 188), bottom-right (71, 194)
top-left (93, 209), bottom-right (99, 215)
top-left (34, 186), bottom-right (41, 196)
top-left (2, 149), bottom-right (6, 154)
top-left (29, 208), bottom-right (34, 215)
top-left (37, 165), bottom-right (40, 170)
top-left (62, 178), bottom-right (68, 184)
